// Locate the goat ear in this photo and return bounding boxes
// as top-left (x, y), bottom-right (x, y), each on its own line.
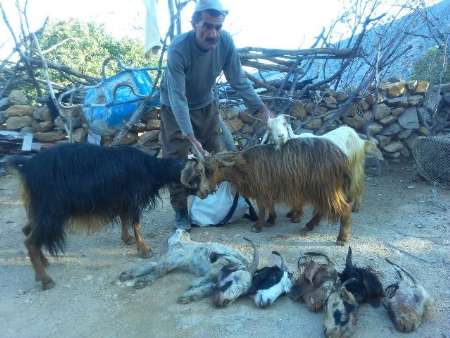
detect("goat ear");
top-left (341, 287), bottom-right (357, 305)
top-left (180, 161), bottom-right (197, 187)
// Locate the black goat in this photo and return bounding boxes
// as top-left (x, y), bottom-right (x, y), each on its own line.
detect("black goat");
top-left (7, 143), bottom-right (189, 290)
top-left (339, 247), bottom-right (384, 307)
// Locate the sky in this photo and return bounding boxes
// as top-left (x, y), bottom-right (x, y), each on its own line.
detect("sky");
top-left (0, 0), bottom-right (441, 58)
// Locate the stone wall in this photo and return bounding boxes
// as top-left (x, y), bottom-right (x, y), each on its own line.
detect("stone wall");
top-left (1, 79), bottom-right (449, 159)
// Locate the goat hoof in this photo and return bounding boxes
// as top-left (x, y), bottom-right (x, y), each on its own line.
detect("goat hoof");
top-left (134, 279), bottom-right (149, 289)
top-left (41, 278), bottom-right (55, 290)
top-left (299, 227), bottom-right (312, 236)
top-left (137, 245), bottom-right (152, 258)
top-left (119, 271), bottom-right (134, 282)
top-left (177, 296), bottom-right (191, 304)
top-left (122, 236), bottom-right (135, 245)
top-left (336, 239), bottom-right (347, 246)
top-left (251, 225), bottom-right (262, 233)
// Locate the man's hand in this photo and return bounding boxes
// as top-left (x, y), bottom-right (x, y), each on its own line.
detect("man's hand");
top-left (187, 134), bottom-right (209, 158)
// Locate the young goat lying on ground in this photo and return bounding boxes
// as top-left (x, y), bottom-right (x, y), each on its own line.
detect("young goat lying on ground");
top-left (383, 258), bottom-right (433, 333)
top-left (182, 138), bottom-right (353, 245)
top-left (119, 230), bottom-right (258, 306)
top-left (265, 116), bottom-right (383, 211)
top-left (339, 247), bottom-right (384, 307)
top-left (323, 278), bottom-right (360, 338)
top-left (7, 143), bottom-right (192, 290)
top-left (248, 251), bottom-right (293, 308)
top-left (289, 252), bottom-right (338, 312)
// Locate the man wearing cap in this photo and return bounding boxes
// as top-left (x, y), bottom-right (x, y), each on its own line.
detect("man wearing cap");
top-left (159, 0), bottom-right (272, 230)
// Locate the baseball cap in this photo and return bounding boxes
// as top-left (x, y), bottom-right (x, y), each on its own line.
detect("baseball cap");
top-left (194, 0), bottom-right (228, 16)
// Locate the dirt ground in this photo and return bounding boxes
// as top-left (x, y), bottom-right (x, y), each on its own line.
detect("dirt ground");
top-left (0, 159), bottom-right (449, 338)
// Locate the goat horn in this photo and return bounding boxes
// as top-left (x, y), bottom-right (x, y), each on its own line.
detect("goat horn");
top-left (280, 114), bottom-right (295, 119)
top-left (190, 141), bottom-right (206, 162)
top-left (272, 251), bottom-right (288, 271)
top-left (243, 237), bottom-right (259, 274)
top-left (304, 251), bottom-right (332, 264)
top-left (341, 277), bottom-right (357, 290)
top-left (385, 258), bottom-right (417, 285)
top-left (345, 247), bottom-right (353, 270)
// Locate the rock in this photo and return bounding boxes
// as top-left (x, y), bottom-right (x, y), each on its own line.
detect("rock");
top-left (385, 96), bottom-right (408, 107)
top-left (222, 106), bottom-right (240, 120)
top-left (304, 118), bottom-right (322, 130)
top-left (290, 102), bottom-right (307, 118)
top-left (20, 127), bottom-right (33, 134)
top-left (373, 104), bottom-right (391, 120)
top-left (239, 111), bottom-right (257, 124)
top-left (323, 96), bottom-right (337, 109)
top-left (8, 90), bottom-right (28, 105)
top-left (335, 91), bottom-right (348, 102)
top-left (367, 122), bottom-right (383, 135)
top-left (226, 118), bottom-right (243, 132)
top-left (32, 106), bottom-right (53, 121)
top-left (408, 95), bottom-right (424, 106)
top-left (54, 116), bottom-right (82, 130)
top-left (362, 110), bottom-right (374, 121)
top-left (121, 132), bottom-right (139, 145)
top-left (304, 102), bottom-right (315, 114)
top-left (379, 115), bottom-right (397, 126)
top-left (391, 107), bottom-right (405, 117)
top-left (146, 119), bottom-right (161, 130)
top-left (365, 94), bottom-right (375, 106)
top-left (4, 105), bottom-right (34, 117)
top-left (405, 134), bottom-right (419, 150)
top-left (383, 142), bottom-right (404, 153)
top-left (381, 81), bottom-right (406, 98)
top-left (32, 120), bottom-right (54, 133)
top-left (358, 99), bottom-right (370, 111)
top-left (0, 97), bottom-right (8, 110)
top-left (72, 128), bottom-right (88, 143)
top-left (34, 131), bottom-right (66, 142)
top-left (6, 116), bottom-right (33, 130)
top-left (142, 108), bottom-right (159, 121)
top-left (397, 129), bottom-right (412, 139)
top-left (384, 151), bottom-right (401, 159)
top-left (398, 107), bottom-right (419, 129)
top-left (0, 111), bottom-right (5, 124)
top-left (400, 147), bottom-right (410, 157)
top-left (414, 80), bottom-right (429, 93)
top-left (317, 106), bottom-right (328, 114)
top-left (343, 115), bottom-right (364, 130)
top-left (241, 124), bottom-right (253, 134)
top-left (138, 130), bottom-right (160, 144)
top-left (406, 80), bottom-right (418, 91)
top-left (381, 123), bottom-right (402, 136)
top-left (376, 135), bottom-right (392, 148)
top-left (417, 127), bottom-right (430, 136)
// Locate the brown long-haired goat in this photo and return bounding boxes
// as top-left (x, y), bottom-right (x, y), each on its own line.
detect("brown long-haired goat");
top-left (182, 138), bottom-right (353, 245)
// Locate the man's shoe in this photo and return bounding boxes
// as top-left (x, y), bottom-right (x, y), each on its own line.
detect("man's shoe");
top-left (174, 209), bottom-right (191, 230)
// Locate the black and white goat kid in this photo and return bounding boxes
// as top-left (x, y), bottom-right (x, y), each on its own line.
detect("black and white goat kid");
top-left (247, 251), bottom-right (293, 308)
top-left (383, 258), bottom-right (433, 333)
top-left (323, 278), bottom-right (359, 338)
top-left (7, 143), bottom-right (192, 290)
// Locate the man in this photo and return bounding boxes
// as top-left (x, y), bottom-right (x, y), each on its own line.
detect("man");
top-left (160, 0), bottom-right (272, 230)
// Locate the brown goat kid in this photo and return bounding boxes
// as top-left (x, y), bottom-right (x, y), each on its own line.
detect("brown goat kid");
top-left (182, 138), bottom-right (353, 245)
